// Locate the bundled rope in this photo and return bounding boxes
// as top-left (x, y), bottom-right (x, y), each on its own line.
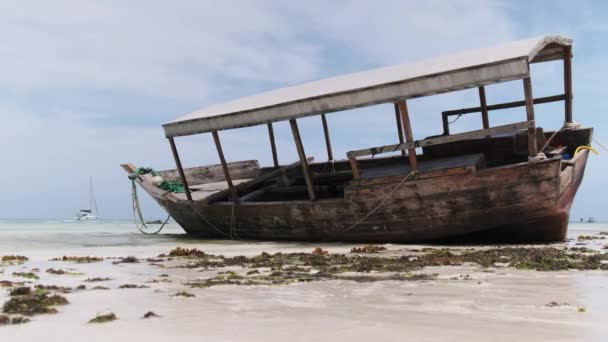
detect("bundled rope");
top-left (128, 167), bottom-right (175, 234)
top-left (131, 180), bottom-right (171, 234)
top-left (128, 167), bottom-right (185, 193)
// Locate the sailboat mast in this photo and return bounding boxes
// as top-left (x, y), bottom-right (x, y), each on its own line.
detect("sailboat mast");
top-left (89, 177), bottom-right (100, 216)
top-left (89, 177), bottom-right (93, 212)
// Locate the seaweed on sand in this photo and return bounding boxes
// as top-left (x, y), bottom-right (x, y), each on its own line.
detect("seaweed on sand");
top-left (171, 291), bottom-right (195, 297)
top-left (350, 245), bottom-right (387, 254)
top-left (164, 246), bottom-right (608, 290)
top-left (12, 272), bottom-right (39, 280)
top-left (312, 248), bottom-right (328, 256)
top-left (9, 287), bottom-right (31, 296)
top-left (88, 313), bottom-right (117, 323)
top-left (10, 316), bottom-right (30, 324)
top-left (1, 255), bottom-right (28, 263)
top-left (578, 235), bottom-right (606, 241)
top-left (91, 286), bottom-right (110, 290)
top-left (1, 280), bottom-right (22, 288)
top-left (118, 284), bottom-right (148, 289)
top-left (112, 256), bottom-right (139, 264)
top-left (143, 311), bottom-right (159, 318)
top-left (166, 247), bottom-right (206, 258)
top-left (51, 256), bottom-right (103, 263)
top-left (84, 277), bottom-right (111, 282)
top-left (0, 314), bottom-right (30, 325)
top-left (34, 285), bottom-right (73, 294)
top-left (45, 268), bottom-right (83, 275)
top-left (3, 288), bottom-right (69, 316)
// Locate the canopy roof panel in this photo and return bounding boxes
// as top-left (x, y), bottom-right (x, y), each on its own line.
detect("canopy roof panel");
top-left (164, 35), bottom-right (571, 138)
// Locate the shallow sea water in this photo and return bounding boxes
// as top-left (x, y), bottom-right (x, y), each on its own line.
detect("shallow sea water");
top-left (0, 221), bottom-right (607, 342)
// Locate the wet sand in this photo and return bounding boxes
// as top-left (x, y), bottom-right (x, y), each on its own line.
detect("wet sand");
top-left (1, 222), bottom-right (608, 341)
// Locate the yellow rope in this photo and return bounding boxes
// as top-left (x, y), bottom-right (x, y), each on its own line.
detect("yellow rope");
top-left (575, 145), bottom-right (599, 156)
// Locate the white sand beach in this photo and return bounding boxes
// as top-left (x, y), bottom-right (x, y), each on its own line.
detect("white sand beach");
top-left (1, 221), bottom-right (607, 342)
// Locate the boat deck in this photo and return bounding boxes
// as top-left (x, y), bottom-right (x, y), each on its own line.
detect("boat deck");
top-left (360, 153), bottom-right (485, 179)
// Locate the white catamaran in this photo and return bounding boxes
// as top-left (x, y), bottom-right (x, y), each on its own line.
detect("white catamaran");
top-left (75, 177), bottom-right (100, 221)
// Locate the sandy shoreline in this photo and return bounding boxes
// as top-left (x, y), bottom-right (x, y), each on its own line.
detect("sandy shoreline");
top-left (1, 224), bottom-right (608, 341)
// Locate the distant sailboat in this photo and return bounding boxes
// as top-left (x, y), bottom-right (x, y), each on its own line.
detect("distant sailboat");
top-left (75, 177), bottom-right (100, 221)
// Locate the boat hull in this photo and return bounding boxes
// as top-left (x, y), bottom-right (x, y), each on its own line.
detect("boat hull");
top-left (148, 150), bottom-right (589, 243)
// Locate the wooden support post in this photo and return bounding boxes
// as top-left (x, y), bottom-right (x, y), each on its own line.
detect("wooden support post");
top-left (396, 100), bottom-right (418, 171)
top-left (563, 46), bottom-right (573, 123)
top-left (267, 123), bottom-right (279, 167)
top-left (394, 103), bottom-right (406, 155)
top-left (289, 119), bottom-right (316, 201)
top-left (478, 86), bottom-right (490, 129)
top-left (442, 112), bottom-right (450, 135)
top-left (320, 114), bottom-right (334, 161)
top-left (168, 137), bottom-right (192, 201)
top-left (211, 131), bottom-right (239, 203)
top-left (523, 77), bottom-right (538, 157)
top-left (349, 157), bottom-right (360, 179)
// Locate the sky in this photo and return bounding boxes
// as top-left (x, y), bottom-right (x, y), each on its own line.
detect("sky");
top-left (1, 0), bottom-right (607, 221)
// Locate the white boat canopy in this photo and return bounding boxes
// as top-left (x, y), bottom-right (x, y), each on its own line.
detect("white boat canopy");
top-left (163, 35), bottom-right (572, 138)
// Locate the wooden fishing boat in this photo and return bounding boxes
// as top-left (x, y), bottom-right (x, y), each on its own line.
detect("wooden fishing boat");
top-left (123, 35), bottom-right (593, 243)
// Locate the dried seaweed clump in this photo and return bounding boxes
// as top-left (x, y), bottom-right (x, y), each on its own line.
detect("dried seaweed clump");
top-left (34, 285), bottom-right (73, 294)
top-left (85, 277), bottom-right (111, 282)
top-left (578, 235), bottom-right (605, 241)
top-left (112, 256), bottom-right (139, 264)
top-left (3, 288), bottom-right (69, 316)
top-left (11, 272), bottom-right (39, 280)
top-left (143, 311), bottom-right (159, 318)
top-left (312, 248), bottom-right (328, 256)
top-left (45, 268), bottom-right (82, 275)
top-left (118, 284), bottom-right (148, 289)
top-left (350, 245), bottom-right (387, 254)
top-left (88, 313), bottom-right (117, 323)
top-left (164, 246), bottom-right (608, 290)
top-left (166, 247), bottom-right (207, 258)
top-left (0, 314), bottom-right (29, 325)
top-left (171, 291), bottom-right (195, 297)
top-left (9, 287), bottom-right (31, 296)
top-left (1, 255), bottom-right (28, 263)
top-left (51, 256), bottom-right (103, 263)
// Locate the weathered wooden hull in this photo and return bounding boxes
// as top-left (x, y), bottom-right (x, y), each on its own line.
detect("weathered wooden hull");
top-left (136, 148), bottom-right (589, 243)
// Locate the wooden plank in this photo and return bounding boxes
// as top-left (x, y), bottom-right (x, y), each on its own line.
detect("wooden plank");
top-left (158, 160), bottom-right (259, 185)
top-left (267, 123), bottom-right (279, 167)
top-left (397, 100), bottom-right (418, 170)
top-left (212, 131), bottom-right (239, 203)
top-left (349, 157), bottom-right (361, 179)
top-left (563, 46), bottom-right (573, 123)
top-left (442, 94), bottom-right (566, 117)
top-left (321, 114), bottom-right (334, 161)
top-left (189, 179), bottom-right (252, 191)
top-left (394, 103), bottom-right (406, 155)
top-left (206, 157), bottom-right (313, 203)
top-left (559, 165), bottom-right (573, 195)
top-left (168, 137), bottom-right (192, 201)
top-left (289, 119), bottom-right (316, 201)
top-left (346, 121), bottom-right (531, 158)
top-left (523, 77), bottom-right (538, 157)
top-left (478, 86), bottom-right (489, 129)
